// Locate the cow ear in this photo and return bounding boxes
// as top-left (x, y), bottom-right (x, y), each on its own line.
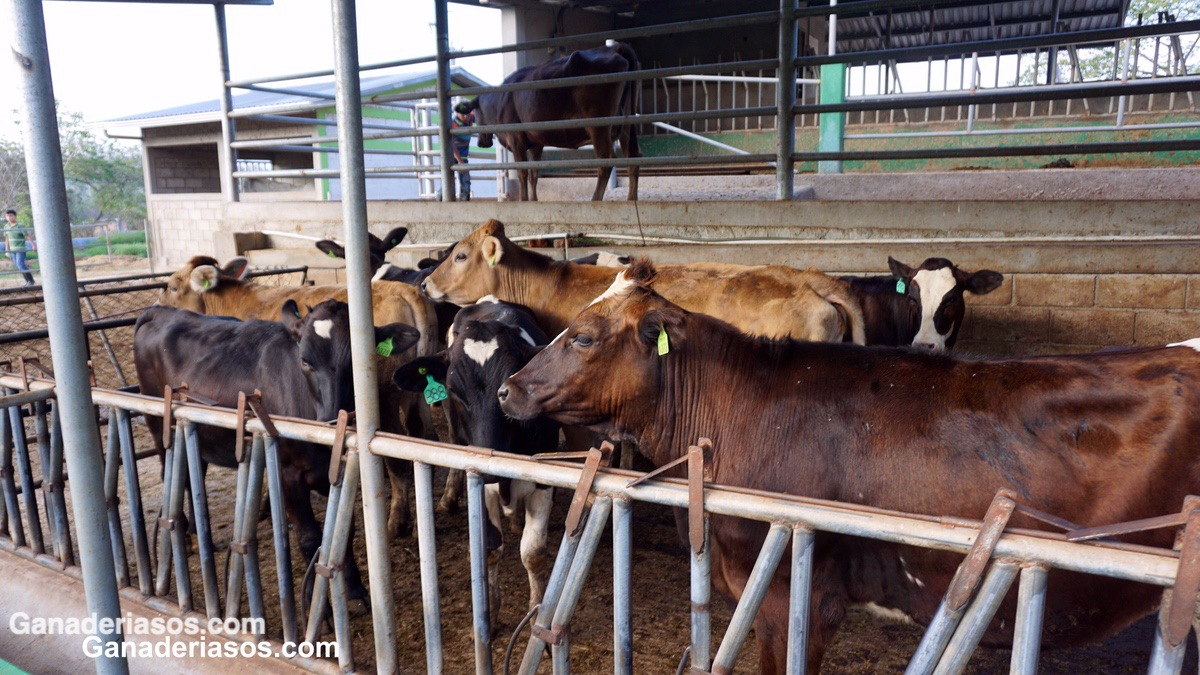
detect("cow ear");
top-left (392, 354), bottom-right (449, 392)
top-left (189, 265), bottom-right (219, 294)
top-left (964, 269), bottom-right (1003, 295)
top-left (316, 240), bottom-right (345, 259)
top-left (280, 300), bottom-right (304, 340)
top-left (417, 257), bottom-right (439, 270)
top-left (887, 256), bottom-right (915, 280)
top-left (481, 236), bottom-right (504, 267)
top-left (222, 257), bottom-right (250, 280)
top-left (381, 227), bottom-right (408, 251)
top-left (375, 323), bottom-right (422, 356)
top-left (637, 308), bottom-right (684, 353)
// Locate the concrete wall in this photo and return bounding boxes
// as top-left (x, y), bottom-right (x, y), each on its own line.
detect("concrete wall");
top-left (147, 145), bottom-right (221, 194)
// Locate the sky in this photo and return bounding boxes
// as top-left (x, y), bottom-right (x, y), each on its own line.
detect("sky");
top-left (1, 0), bottom-right (504, 141)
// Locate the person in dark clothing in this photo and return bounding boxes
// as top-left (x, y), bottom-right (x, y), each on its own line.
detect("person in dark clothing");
top-left (450, 103), bottom-right (475, 201)
top-left (3, 209), bottom-right (35, 286)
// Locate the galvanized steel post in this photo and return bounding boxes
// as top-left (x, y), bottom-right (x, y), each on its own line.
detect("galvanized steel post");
top-left (1009, 564), bottom-right (1048, 674)
top-left (786, 526), bottom-right (815, 675)
top-left (817, 0), bottom-right (845, 174)
top-left (434, 0), bottom-right (457, 201)
top-left (711, 524), bottom-right (791, 673)
top-left (465, 471), bottom-right (494, 674)
top-left (214, 4), bottom-right (240, 202)
top-left (613, 497), bottom-right (634, 675)
top-left (8, 0), bottom-right (127, 667)
top-left (932, 560), bottom-right (1020, 675)
top-left (329, 0), bottom-right (398, 667)
top-left (776, 0), bottom-right (798, 199)
top-left (690, 518), bottom-right (712, 671)
top-left (413, 461), bottom-right (444, 674)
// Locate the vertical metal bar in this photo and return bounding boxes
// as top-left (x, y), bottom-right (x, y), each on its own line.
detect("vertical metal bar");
top-left (34, 400), bottom-right (63, 561)
top-left (776, 0), bottom-right (798, 198)
top-left (241, 435), bottom-right (268, 627)
top-left (10, 0), bottom-right (127, 661)
top-left (548, 496), bottom-right (614, 671)
top-left (932, 560), bottom-right (1020, 675)
top-left (711, 524), bottom-right (791, 673)
top-left (304, 480), bottom-right (340, 643)
top-left (167, 422), bottom-right (192, 612)
top-left (414, 461), bottom-right (444, 674)
top-left (82, 294), bottom-right (127, 387)
top-left (1117, 39), bottom-right (1132, 126)
top-left (1009, 565), bottom-right (1048, 675)
top-left (8, 404), bottom-right (43, 554)
top-left (786, 526), bottom-right (815, 675)
top-left (47, 401), bottom-right (73, 565)
top-left (183, 422), bottom-right (220, 619)
top-left (214, 4), bottom-right (240, 202)
top-left (0, 396), bottom-right (27, 547)
top-left (225, 441), bottom-right (251, 620)
top-left (323, 450), bottom-right (361, 672)
top-left (116, 409), bottom-right (152, 596)
top-left (966, 52), bottom-right (978, 133)
top-left (154, 433), bottom-right (175, 596)
top-left (613, 497), bottom-right (633, 675)
top-left (103, 409), bottom-right (128, 586)
top-left (329, 0), bottom-right (398, 666)
top-left (519, 524), bottom-right (585, 675)
top-left (434, 0), bottom-right (456, 201)
top-left (466, 472), bottom-right (493, 674)
top-left (263, 435), bottom-right (298, 644)
top-left (905, 594), bottom-right (970, 674)
top-left (690, 518), bottom-right (712, 672)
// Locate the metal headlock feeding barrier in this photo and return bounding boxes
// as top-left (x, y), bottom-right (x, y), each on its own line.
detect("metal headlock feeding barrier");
top-left (2, 368), bottom-right (1200, 673)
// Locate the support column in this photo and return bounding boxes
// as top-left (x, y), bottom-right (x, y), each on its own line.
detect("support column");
top-left (329, 0), bottom-right (397, 670)
top-left (7, 0), bottom-right (127, 671)
top-left (776, 0), bottom-right (798, 199)
top-left (214, 5), bottom-right (239, 203)
top-left (818, 0), bottom-right (844, 174)
top-left (434, 0), bottom-right (456, 202)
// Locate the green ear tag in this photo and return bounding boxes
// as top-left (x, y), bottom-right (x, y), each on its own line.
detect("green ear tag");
top-left (657, 327), bottom-right (669, 356)
top-left (487, 250), bottom-right (500, 267)
top-left (423, 374), bottom-right (448, 405)
top-left (375, 337), bottom-right (394, 357)
top-left (895, 279), bottom-right (907, 294)
top-left (201, 278), bottom-right (211, 291)
top-left (327, 250), bottom-right (337, 258)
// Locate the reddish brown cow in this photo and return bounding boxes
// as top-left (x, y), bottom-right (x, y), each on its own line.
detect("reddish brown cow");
top-left (499, 260), bottom-right (1200, 674)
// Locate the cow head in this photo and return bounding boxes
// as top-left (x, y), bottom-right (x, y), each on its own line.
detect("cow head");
top-left (500, 260), bottom-right (682, 437)
top-left (421, 219), bottom-right (510, 304)
top-left (887, 257), bottom-right (1003, 351)
top-left (280, 299), bottom-right (420, 421)
top-left (315, 226), bottom-right (408, 272)
top-left (395, 319), bottom-right (541, 452)
top-left (161, 256), bottom-right (250, 313)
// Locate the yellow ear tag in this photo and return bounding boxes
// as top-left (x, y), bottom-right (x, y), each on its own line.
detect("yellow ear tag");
top-left (201, 278), bottom-right (211, 291)
top-left (375, 337), bottom-right (394, 357)
top-left (487, 250), bottom-right (500, 267)
top-left (657, 327), bottom-right (669, 356)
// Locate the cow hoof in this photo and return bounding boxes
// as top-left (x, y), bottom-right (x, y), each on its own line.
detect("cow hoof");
top-left (435, 497), bottom-right (459, 515)
top-left (389, 518), bottom-right (413, 539)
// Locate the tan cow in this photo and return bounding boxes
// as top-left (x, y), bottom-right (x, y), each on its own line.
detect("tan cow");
top-left (160, 256), bottom-right (438, 538)
top-left (422, 219), bottom-right (865, 343)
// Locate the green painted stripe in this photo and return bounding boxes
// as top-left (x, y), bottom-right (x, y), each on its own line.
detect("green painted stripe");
top-left (0, 658), bottom-right (28, 674)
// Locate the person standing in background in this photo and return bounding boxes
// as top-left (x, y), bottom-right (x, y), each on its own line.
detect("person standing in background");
top-left (3, 209), bottom-right (35, 287)
top-left (450, 102), bottom-right (476, 201)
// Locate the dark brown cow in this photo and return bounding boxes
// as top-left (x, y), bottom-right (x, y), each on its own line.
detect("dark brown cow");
top-left (455, 42), bottom-right (641, 202)
top-left (499, 260), bottom-right (1200, 674)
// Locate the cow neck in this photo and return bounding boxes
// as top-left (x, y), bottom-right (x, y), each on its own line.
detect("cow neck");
top-left (201, 281), bottom-right (265, 320)
top-left (496, 247), bottom-right (619, 334)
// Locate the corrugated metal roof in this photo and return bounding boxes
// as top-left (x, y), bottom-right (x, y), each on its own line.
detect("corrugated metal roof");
top-left (103, 67), bottom-right (488, 126)
top-left (832, 0), bottom-right (1129, 54)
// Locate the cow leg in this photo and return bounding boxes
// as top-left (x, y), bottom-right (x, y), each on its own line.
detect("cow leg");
top-left (385, 458), bottom-right (414, 539)
top-left (527, 148), bottom-right (542, 202)
top-left (282, 464), bottom-right (322, 562)
top-left (589, 128), bottom-right (615, 201)
top-left (752, 575), bottom-right (794, 675)
top-left (521, 485), bottom-right (553, 611)
top-left (484, 482), bottom-right (506, 625)
top-left (618, 124), bottom-right (640, 201)
top-left (437, 469), bottom-right (465, 515)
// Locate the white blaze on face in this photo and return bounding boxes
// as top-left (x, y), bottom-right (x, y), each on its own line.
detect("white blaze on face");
top-left (371, 264), bottom-right (394, 282)
top-left (312, 319), bottom-right (334, 339)
top-left (463, 337), bottom-right (500, 365)
top-left (478, 295), bottom-right (500, 304)
top-left (911, 267), bottom-right (957, 350)
top-left (586, 270), bottom-right (634, 308)
top-left (423, 276), bottom-right (444, 300)
top-left (1168, 338), bottom-right (1200, 352)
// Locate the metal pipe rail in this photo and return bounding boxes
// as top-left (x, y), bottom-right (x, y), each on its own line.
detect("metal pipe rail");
top-left (793, 138), bottom-right (1200, 163)
top-left (0, 266), bottom-right (308, 308)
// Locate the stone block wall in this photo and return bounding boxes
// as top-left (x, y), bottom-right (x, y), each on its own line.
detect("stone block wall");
top-left (147, 195), bottom-right (224, 266)
top-left (960, 274), bottom-right (1200, 356)
top-left (148, 146), bottom-right (221, 194)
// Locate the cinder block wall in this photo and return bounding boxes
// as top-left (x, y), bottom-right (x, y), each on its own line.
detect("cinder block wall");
top-left (961, 274), bottom-right (1200, 355)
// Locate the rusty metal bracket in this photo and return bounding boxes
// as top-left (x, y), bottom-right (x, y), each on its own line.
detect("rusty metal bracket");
top-left (946, 488), bottom-right (1017, 611)
top-left (244, 390), bottom-right (279, 438)
top-left (328, 410), bottom-right (354, 487)
top-left (531, 623), bottom-right (565, 646)
top-left (158, 516), bottom-right (176, 532)
top-left (229, 539), bottom-right (251, 555)
top-left (1163, 498), bottom-right (1200, 648)
top-left (85, 360), bottom-right (96, 388)
top-left (315, 560), bottom-right (343, 580)
top-left (162, 384), bottom-right (176, 449)
top-left (1013, 503), bottom-right (1081, 533)
top-left (234, 392), bottom-right (248, 463)
top-left (626, 453), bottom-right (688, 489)
top-left (562, 441), bottom-right (613, 537)
top-left (688, 438), bottom-right (714, 555)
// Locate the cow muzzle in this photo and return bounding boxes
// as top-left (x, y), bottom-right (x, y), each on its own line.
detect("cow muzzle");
top-left (497, 379), bottom-right (539, 421)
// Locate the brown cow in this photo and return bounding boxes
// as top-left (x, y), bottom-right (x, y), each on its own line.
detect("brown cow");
top-left (455, 42), bottom-right (641, 202)
top-left (499, 260), bottom-right (1200, 674)
top-left (160, 256), bottom-right (438, 538)
top-left (421, 219), bottom-right (864, 344)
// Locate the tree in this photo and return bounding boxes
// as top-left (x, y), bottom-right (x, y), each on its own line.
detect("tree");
top-left (2, 106), bottom-right (146, 228)
top-left (1018, 0), bottom-right (1199, 85)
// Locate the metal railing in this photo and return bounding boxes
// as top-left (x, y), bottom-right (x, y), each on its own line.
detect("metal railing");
top-left (220, 2), bottom-right (1200, 201)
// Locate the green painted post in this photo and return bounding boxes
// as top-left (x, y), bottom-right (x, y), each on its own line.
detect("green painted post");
top-left (818, 63), bottom-right (846, 174)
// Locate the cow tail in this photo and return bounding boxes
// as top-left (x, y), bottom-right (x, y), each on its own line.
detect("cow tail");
top-left (827, 293), bottom-right (867, 345)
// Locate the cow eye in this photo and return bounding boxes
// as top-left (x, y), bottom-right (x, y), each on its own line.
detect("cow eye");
top-left (300, 360), bottom-right (314, 372)
top-left (571, 334), bottom-right (593, 347)
top-left (454, 252), bottom-right (467, 262)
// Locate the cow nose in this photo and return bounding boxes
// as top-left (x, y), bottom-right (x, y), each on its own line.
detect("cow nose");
top-left (419, 279), bottom-right (428, 294)
top-left (915, 342), bottom-right (937, 351)
top-left (497, 385), bottom-right (509, 403)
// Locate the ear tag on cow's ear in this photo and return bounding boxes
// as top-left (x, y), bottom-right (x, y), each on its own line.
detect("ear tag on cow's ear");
top-left (657, 327), bottom-right (670, 356)
top-left (201, 278), bottom-right (211, 291)
top-left (375, 337), bottom-right (394, 357)
top-left (487, 251), bottom-right (499, 267)
top-left (418, 368), bottom-right (448, 405)
top-left (895, 279), bottom-right (907, 294)
top-left (327, 250), bottom-right (337, 258)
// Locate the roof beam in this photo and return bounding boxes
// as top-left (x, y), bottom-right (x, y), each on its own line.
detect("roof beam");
top-left (836, 6), bottom-right (1123, 43)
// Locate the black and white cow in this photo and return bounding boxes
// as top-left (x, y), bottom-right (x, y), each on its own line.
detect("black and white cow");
top-left (393, 296), bottom-right (558, 619)
top-left (841, 257), bottom-right (1003, 350)
top-left (134, 300), bottom-right (420, 598)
